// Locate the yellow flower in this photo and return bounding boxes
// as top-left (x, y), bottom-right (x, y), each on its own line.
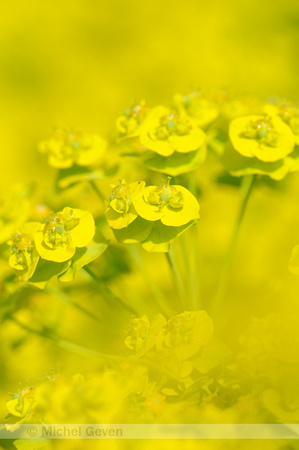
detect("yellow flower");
top-left (174, 91), bottom-right (219, 128)
top-left (34, 207), bottom-right (95, 262)
top-left (164, 311), bottom-right (214, 361)
top-left (218, 93), bottom-right (264, 121)
top-left (8, 222), bottom-right (40, 281)
top-left (39, 128), bottom-right (107, 169)
top-left (133, 178), bottom-right (200, 227)
top-left (124, 315), bottom-right (151, 351)
top-left (265, 100), bottom-right (299, 144)
top-left (140, 106), bottom-right (206, 156)
top-left (229, 114), bottom-right (294, 162)
top-left (219, 113), bottom-right (299, 180)
top-left (34, 372), bottom-right (125, 424)
top-left (6, 386), bottom-right (35, 420)
top-left (116, 100), bottom-right (149, 139)
top-left (124, 314), bottom-right (166, 354)
top-left (105, 179), bottom-right (145, 229)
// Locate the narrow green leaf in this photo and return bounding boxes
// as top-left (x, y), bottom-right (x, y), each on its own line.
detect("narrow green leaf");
top-left (28, 259), bottom-right (71, 289)
top-left (59, 242), bottom-right (108, 282)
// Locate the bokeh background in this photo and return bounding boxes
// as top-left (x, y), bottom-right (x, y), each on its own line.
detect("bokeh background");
top-left (1, 1), bottom-right (299, 448)
top-left (1, 0), bottom-right (299, 188)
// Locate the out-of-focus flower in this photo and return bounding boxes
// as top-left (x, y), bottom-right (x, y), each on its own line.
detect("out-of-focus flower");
top-left (140, 106), bottom-right (205, 156)
top-left (124, 315), bottom-right (151, 351)
top-left (164, 311), bottom-right (214, 361)
top-left (105, 179), bottom-right (145, 229)
top-left (229, 115), bottom-right (294, 162)
top-left (39, 128), bottom-right (107, 169)
top-left (34, 207), bottom-right (95, 262)
top-left (124, 314), bottom-right (166, 355)
top-left (217, 93), bottom-right (264, 121)
top-left (239, 313), bottom-right (299, 423)
top-left (265, 100), bottom-right (299, 144)
top-left (125, 311), bottom-right (214, 362)
top-left (174, 91), bottom-right (219, 129)
top-left (116, 100), bottom-right (149, 139)
top-left (6, 386), bottom-right (35, 422)
top-left (219, 114), bottom-right (299, 180)
top-left (8, 222), bottom-right (40, 281)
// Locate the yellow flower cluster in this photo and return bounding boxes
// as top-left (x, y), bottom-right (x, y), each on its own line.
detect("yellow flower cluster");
top-left (116, 94), bottom-right (211, 176)
top-left (3, 89), bottom-right (299, 444)
top-left (7, 310), bottom-right (299, 432)
top-left (6, 309), bottom-right (215, 425)
top-left (7, 207), bottom-right (106, 284)
top-left (218, 99), bottom-right (299, 180)
top-left (105, 177), bottom-right (200, 252)
top-left (39, 128), bottom-right (107, 169)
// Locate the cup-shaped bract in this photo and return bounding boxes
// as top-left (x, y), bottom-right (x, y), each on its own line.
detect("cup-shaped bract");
top-left (133, 178), bottom-right (200, 227)
top-left (116, 100), bottom-right (149, 139)
top-left (164, 310), bottom-right (214, 361)
top-left (34, 207), bottom-right (95, 262)
top-left (39, 128), bottom-right (107, 169)
top-left (220, 114), bottom-right (299, 180)
top-left (105, 180), bottom-right (145, 229)
top-left (229, 115), bottom-right (294, 162)
top-left (174, 92), bottom-right (219, 129)
top-left (140, 106), bottom-right (206, 157)
top-left (8, 222), bottom-right (41, 281)
top-left (265, 101), bottom-right (299, 145)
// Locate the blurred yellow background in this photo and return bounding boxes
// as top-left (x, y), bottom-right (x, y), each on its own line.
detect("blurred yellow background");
top-left (2, 1), bottom-right (299, 446)
top-left (1, 0), bottom-right (299, 187)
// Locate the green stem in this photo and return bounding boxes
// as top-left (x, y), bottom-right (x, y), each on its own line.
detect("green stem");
top-left (189, 225), bottom-right (200, 310)
top-left (179, 232), bottom-right (197, 310)
top-left (187, 171), bottom-right (201, 309)
top-left (127, 245), bottom-right (171, 317)
top-left (211, 174), bottom-right (256, 315)
top-left (83, 265), bottom-right (137, 315)
top-left (165, 245), bottom-right (186, 311)
top-left (6, 314), bottom-right (118, 362)
top-left (179, 233), bottom-right (189, 275)
top-left (46, 286), bottom-right (104, 325)
top-left (90, 180), bottom-right (105, 203)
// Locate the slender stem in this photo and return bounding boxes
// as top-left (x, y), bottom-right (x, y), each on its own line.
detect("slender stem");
top-left (46, 286), bottom-right (104, 325)
top-left (179, 234), bottom-right (189, 275)
top-left (127, 244), bottom-right (171, 316)
top-left (187, 171), bottom-right (201, 309)
top-left (6, 314), bottom-right (118, 362)
top-left (165, 245), bottom-right (186, 310)
top-left (82, 265), bottom-right (137, 315)
top-left (189, 225), bottom-right (200, 310)
top-left (90, 180), bottom-right (105, 203)
top-left (179, 232), bottom-right (197, 310)
top-left (211, 174), bottom-right (256, 315)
